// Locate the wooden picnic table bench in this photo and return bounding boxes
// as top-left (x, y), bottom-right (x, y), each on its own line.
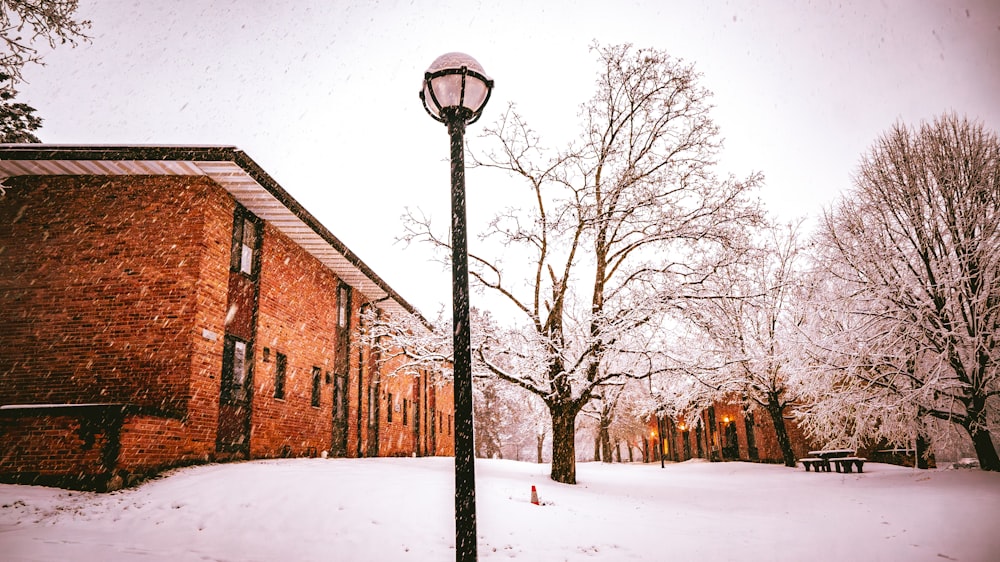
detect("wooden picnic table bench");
top-left (798, 457), bottom-right (829, 472)
top-left (800, 450), bottom-right (865, 473)
top-left (830, 457), bottom-right (865, 473)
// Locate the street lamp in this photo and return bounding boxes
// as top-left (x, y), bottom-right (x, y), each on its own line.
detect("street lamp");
top-left (420, 52), bottom-right (494, 562)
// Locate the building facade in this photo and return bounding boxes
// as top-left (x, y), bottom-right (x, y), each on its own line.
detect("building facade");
top-left (644, 402), bottom-right (816, 465)
top-left (0, 146), bottom-right (452, 490)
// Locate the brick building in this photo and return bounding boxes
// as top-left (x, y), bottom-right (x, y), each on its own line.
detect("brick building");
top-left (0, 145), bottom-right (453, 490)
top-left (644, 402), bottom-right (816, 465)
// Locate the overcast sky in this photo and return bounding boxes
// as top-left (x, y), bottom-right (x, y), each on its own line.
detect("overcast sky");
top-left (19, 0), bottom-right (1000, 316)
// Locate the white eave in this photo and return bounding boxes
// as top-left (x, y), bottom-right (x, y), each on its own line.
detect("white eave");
top-left (0, 145), bottom-right (423, 323)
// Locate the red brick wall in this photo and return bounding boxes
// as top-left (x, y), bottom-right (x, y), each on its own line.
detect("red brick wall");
top-left (432, 378), bottom-right (454, 456)
top-left (748, 405), bottom-right (815, 462)
top-left (0, 175), bottom-right (214, 414)
top-left (379, 367), bottom-right (416, 456)
top-left (253, 222), bottom-right (343, 458)
top-left (0, 174), bottom-right (234, 482)
top-left (369, 347), bottom-right (454, 457)
top-left (0, 172), bottom-right (452, 487)
top-left (662, 402), bottom-right (816, 464)
top-left (118, 415), bottom-right (203, 471)
top-left (0, 414), bottom-right (108, 478)
top-left (182, 181), bottom-right (232, 459)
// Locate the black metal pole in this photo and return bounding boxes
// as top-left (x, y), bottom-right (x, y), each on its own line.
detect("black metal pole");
top-left (659, 416), bottom-right (665, 468)
top-left (448, 116), bottom-right (477, 562)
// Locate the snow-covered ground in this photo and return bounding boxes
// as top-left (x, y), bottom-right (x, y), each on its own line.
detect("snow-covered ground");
top-left (1, 458), bottom-right (998, 561)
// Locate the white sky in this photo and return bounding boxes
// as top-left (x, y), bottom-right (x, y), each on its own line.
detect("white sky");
top-left (20, 0), bottom-right (1000, 316)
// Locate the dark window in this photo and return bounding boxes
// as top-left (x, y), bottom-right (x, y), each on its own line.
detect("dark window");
top-left (387, 393), bottom-right (394, 423)
top-left (335, 284), bottom-right (352, 374)
top-left (448, 414), bottom-right (452, 436)
top-left (221, 335), bottom-right (251, 402)
top-left (274, 352), bottom-right (287, 399)
top-left (230, 209), bottom-right (261, 278)
top-left (311, 367), bottom-right (322, 407)
top-left (439, 412), bottom-right (443, 433)
top-left (402, 399), bottom-right (409, 426)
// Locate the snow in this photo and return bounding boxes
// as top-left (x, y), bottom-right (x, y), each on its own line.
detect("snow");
top-left (2, 458), bottom-right (998, 561)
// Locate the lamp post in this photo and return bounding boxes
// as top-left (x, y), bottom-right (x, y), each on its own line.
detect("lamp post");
top-left (651, 387), bottom-right (665, 468)
top-left (420, 52), bottom-right (494, 562)
top-left (658, 415), bottom-right (666, 468)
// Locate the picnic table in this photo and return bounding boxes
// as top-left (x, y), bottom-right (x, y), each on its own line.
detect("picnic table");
top-left (799, 449), bottom-right (866, 473)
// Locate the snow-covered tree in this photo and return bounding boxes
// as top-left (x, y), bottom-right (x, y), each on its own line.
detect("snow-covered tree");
top-left (796, 286), bottom-right (939, 466)
top-left (404, 43), bottom-right (761, 483)
top-left (662, 222), bottom-right (808, 467)
top-left (473, 377), bottom-right (548, 461)
top-left (808, 114), bottom-right (1000, 471)
top-left (609, 381), bottom-right (658, 462)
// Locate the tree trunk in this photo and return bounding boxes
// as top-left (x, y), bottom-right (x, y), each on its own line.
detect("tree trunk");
top-left (765, 395), bottom-right (796, 467)
top-left (614, 439), bottom-right (621, 463)
top-left (550, 404), bottom-right (578, 484)
top-left (968, 425), bottom-right (1000, 472)
top-left (536, 433), bottom-right (545, 464)
top-left (915, 431), bottom-right (930, 470)
top-left (599, 421), bottom-right (613, 463)
top-left (593, 430), bottom-right (601, 461)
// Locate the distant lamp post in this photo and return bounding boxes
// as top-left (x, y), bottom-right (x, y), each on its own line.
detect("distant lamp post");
top-left (657, 415), bottom-right (666, 468)
top-left (420, 52), bottom-right (494, 562)
top-left (651, 388), bottom-right (666, 468)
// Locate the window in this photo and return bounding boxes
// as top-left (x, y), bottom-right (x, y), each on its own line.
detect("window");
top-left (448, 414), bottom-right (452, 436)
top-left (232, 341), bottom-right (247, 384)
top-left (221, 335), bottom-right (251, 402)
top-left (387, 393), bottom-right (394, 423)
top-left (335, 284), bottom-right (352, 374)
top-left (230, 209), bottom-right (261, 277)
top-left (274, 352), bottom-right (287, 399)
top-left (402, 399), bottom-right (409, 426)
top-left (439, 412), bottom-right (443, 433)
top-left (311, 367), bottom-right (322, 407)
top-left (337, 284), bottom-right (350, 329)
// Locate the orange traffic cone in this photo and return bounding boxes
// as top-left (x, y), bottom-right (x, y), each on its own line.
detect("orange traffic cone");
top-left (530, 485), bottom-right (540, 505)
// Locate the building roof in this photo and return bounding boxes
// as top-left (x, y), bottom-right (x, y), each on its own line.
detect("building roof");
top-left (0, 144), bottom-right (425, 323)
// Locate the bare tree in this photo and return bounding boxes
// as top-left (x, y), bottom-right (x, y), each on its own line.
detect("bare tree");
top-left (404, 43), bottom-right (761, 483)
top-left (811, 114), bottom-right (1000, 471)
top-left (1, 0), bottom-right (90, 85)
top-left (0, 1), bottom-right (90, 142)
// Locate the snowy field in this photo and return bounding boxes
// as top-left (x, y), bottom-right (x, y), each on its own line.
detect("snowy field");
top-left (1, 458), bottom-right (998, 561)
